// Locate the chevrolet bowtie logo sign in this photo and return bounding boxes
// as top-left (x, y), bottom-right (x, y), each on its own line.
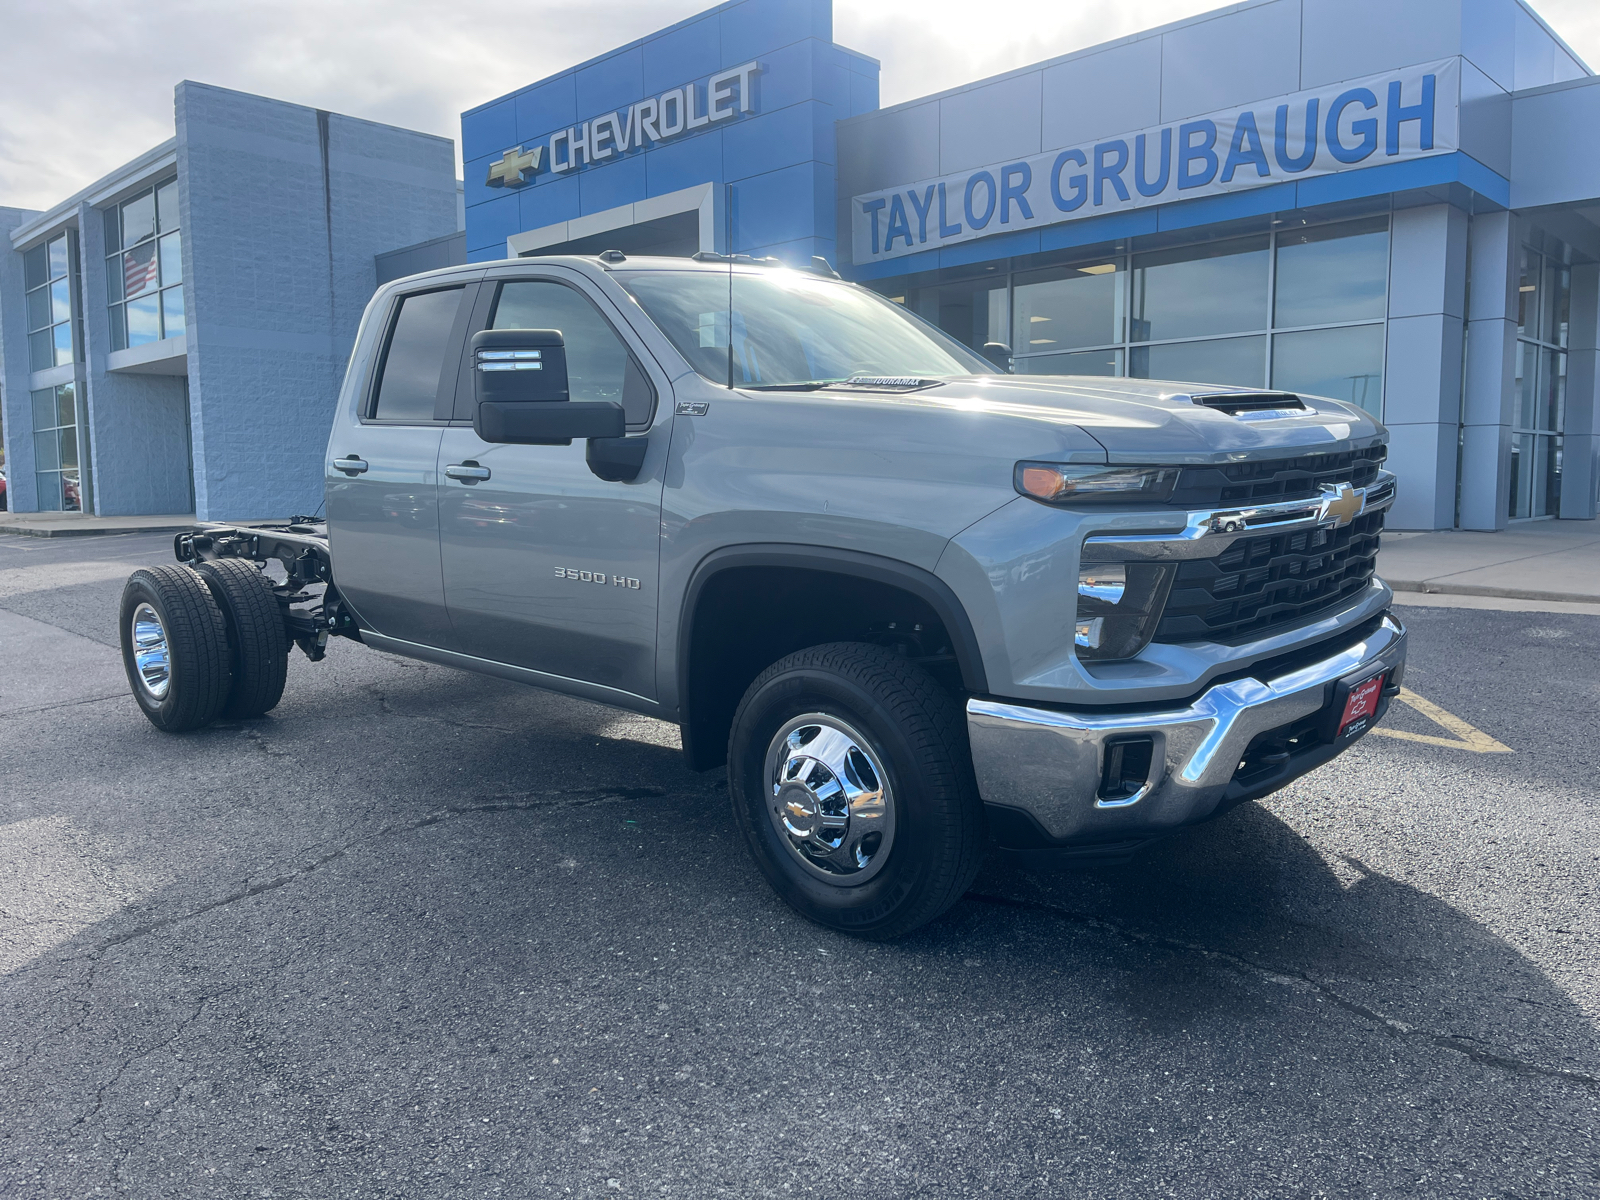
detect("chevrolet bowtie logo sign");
top-left (486, 145), bottom-right (543, 188)
top-left (1316, 482), bottom-right (1364, 528)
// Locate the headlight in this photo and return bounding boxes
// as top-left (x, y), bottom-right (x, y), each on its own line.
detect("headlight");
top-left (1015, 462), bottom-right (1179, 505)
top-left (1075, 561), bottom-right (1174, 661)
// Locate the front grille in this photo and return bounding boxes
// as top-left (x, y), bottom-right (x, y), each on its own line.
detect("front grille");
top-left (1165, 444), bottom-right (1387, 509)
top-left (1154, 510), bottom-right (1384, 644)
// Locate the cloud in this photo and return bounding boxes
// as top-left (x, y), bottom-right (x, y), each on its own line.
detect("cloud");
top-left (1, 0), bottom-right (1596, 213)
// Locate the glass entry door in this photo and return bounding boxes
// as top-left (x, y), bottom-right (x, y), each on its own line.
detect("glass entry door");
top-left (1510, 244), bottom-right (1570, 520)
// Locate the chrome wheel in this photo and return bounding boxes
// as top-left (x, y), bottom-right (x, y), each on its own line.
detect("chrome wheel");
top-left (130, 602), bottom-right (171, 700)
top-left (765, 713), bottom-right (896, 884)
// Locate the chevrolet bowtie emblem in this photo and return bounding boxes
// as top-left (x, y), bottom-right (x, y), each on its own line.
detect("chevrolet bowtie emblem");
top-left (1316, 482), bottom-right (1363, 528)
top-left (486, 145), bottom-right (543, 188)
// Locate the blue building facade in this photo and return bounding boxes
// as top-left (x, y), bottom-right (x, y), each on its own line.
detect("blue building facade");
top-left (467, 0), bottom-right (1600, 532)
top-left (1, 84), bottom-right (458, 520)
top-left (460, 0), bottom-right (878, 267)
top-left (7, 0), bottom-right (1599, 532)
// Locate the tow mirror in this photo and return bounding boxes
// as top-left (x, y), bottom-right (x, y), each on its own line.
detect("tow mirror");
top-left (472, 327), bottom-right (621, 446)
top-left (470, 327), bottom-right (645, 480)
top-left (981, 341), bottom-right (1014, 373)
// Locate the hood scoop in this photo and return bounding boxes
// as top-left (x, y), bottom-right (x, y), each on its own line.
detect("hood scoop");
top-left (1190, 391), bottom-right (1307, 417)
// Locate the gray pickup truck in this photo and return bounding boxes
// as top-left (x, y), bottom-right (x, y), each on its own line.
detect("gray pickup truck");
top-left (118, 252), bottom-right (1405, 938)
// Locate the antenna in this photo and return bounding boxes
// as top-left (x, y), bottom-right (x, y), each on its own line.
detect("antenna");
top-left (725, 182), bottom-right (734, 391)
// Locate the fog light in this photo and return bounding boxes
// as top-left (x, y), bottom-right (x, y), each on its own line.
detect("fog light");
top-left (1074, 561), bottom-right (1175, 661)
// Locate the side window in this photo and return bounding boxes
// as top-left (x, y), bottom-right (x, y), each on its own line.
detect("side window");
top-left (371, 287), bottom-right (465, 422)
top-left (491, 280), bottom-right (654, 424)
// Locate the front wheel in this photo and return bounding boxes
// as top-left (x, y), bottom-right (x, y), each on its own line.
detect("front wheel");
top-left (727, 643), bottom-right (985, 939)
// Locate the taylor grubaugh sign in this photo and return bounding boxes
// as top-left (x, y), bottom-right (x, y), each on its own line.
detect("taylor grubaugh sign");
top-left (851, 59), bottom-right (1460, 263)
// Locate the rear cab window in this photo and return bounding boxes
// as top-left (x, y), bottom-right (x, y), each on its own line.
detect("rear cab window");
top-left (369, 286), bottom-right (468, 423)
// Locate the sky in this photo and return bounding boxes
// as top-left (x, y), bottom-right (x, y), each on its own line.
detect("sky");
top-left (2, 0), bottom-right (1598, 213)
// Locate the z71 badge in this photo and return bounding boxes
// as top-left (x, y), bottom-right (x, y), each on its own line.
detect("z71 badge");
top-left (555, 566), bottom-right (641, 589)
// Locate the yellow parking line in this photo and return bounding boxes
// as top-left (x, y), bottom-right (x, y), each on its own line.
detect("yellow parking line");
top-left (1369, 687), bottom-right (1512, 753)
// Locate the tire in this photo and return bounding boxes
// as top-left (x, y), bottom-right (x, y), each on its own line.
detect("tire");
top-left (118, 565), bottom-right (231, 733)
top-left (196, 558), bottom-right (289, 719)
top-left (727, 642), bottom-right (985, 940)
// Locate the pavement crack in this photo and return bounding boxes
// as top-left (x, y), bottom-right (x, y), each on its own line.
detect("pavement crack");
top-left (962, 891), bottom-right (1600, 1091)
top-left (0, 692), bottom-right (126, 720)
top-left (58, 788), bottom-right (667, 961)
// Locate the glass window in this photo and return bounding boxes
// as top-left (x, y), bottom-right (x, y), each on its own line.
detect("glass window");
top-left (30, 383), bottom-right (81, 512)
top-left (24, 233), bottom-right (76, 370)
top-left (1130, 236), bottom-right (1268, 342)
top-left (121, 191), bottom-right (155, 247)
top-left (159, 232), bottom-right (182, 286)
top-left (1016, 348), bottom-right (1122, 376)
top-left (24, 244), bottom-right (48, 290)
top-left (126, 294), bottom-right (160, 347)
top-left (1273, 218), bottom-right (1388, 328)
top-left (896, 277), bottom-right (1008, 353)
top-left (372, 287), bottom-right (464, 423)
top-left (1510, 239), bottom-right (1570, 519)
top-left (163, 289), bottom-right (186, 339)
top-left (1013, 261), bottom-right (1122, 355)
top-left (105, 180), bottom-right (184, 348)
top-left (492, 280), bottom-right (655, 422)
top-left (1541, 258), bottom-right (1570, 347)
top-left (157, 179), bottom-right (180, 233)
top-left (1130, 336), bottom-right (1266, 389)
top-left (1272, 325), bottom-right (1386, 414)
top-left (620, 269), bottom-right (992, 389)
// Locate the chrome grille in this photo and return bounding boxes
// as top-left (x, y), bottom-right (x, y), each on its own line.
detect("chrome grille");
top-left (1154, 510), bottom-right (1384, 645)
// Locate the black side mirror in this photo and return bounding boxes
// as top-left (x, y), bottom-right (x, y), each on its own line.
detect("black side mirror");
top-left (472, 327), bottom-right (621, 446)
top-left (473, 328), bottom-right (569, 402)
top-left (470, 327), bottom-right (646, 480)
top-left (981, 342), bottom-right (1014, 373)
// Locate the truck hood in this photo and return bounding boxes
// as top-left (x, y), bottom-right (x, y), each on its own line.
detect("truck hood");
top-left (868, 375), bottom-right (1385, 465)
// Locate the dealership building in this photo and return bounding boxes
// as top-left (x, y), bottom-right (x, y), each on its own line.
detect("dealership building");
top-left (0, 83), bottom-right (458, 519)
top-left (5, 0), bottom-right (1600, 531)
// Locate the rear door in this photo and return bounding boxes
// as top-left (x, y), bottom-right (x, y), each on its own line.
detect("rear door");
top-left (437, 269), bottom-right (667, 701)
top-left (325, 281), bottom-right (475, 649)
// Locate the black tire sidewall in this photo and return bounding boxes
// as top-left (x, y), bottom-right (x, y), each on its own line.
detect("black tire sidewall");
top-left (196, 558), bottom-right (287, 719)
top-left (730, 659), bottom-right (953, 935)
top-left (118, 567), bottom-right (229, 732)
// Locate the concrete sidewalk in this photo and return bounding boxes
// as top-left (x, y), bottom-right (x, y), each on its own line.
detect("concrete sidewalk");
top-left (0, 512), bottom-right (283, 538)
top-left (1378, 519), bottom-right (1600, 604)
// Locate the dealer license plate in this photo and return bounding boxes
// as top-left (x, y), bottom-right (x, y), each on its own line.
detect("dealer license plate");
top-left (1337, 672), bottom-right (1387, 740)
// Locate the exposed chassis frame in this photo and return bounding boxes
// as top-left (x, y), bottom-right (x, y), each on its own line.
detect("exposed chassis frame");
top-left (173, 521), bottom-right (359, 661)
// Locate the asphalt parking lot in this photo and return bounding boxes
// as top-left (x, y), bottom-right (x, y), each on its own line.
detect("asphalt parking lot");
top-left (1, 530), bottom-right (1596, 1199)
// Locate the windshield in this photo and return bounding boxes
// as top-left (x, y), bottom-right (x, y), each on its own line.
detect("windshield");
top-left (617, 269), bottom-right (992, 388)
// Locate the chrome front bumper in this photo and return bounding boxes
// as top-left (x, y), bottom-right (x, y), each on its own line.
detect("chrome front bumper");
top-left (967, 614), bottom-right (1407, 845)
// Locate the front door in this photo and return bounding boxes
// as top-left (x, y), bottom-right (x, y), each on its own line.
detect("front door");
top-left (438, 273), bottom-right (666, 701)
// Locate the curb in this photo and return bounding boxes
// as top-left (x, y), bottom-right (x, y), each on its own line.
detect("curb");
top-left (0, 523), bottom-right (198, 539)
top-left (1387, 579), bottom-right (1600, 606)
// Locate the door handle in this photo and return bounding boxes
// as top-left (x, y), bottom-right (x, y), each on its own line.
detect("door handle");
top-left (445, 462), bottom-right (492, 482)
top-left (333, 456), bottom-right (368, 475)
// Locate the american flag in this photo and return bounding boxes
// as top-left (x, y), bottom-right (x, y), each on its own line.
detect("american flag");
top-left (122, 242), bottom-right (158, 298)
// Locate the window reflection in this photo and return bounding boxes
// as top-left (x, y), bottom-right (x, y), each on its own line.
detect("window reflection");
top-left (1012, 262), bottom-right (1121, 356)
top-left (1272, 325), bottom-right (1385, 414)
top-left (1130, 236), bottom-right (1268, 341)
top-left (1016, 348), bottom-right (1121, 376)
top-left (1130, 336), bottom-right (1265, 388)
top-left (1274, 217), bottom-right (1388, 327)
top-left (105, 178), bottom-right (184, 351)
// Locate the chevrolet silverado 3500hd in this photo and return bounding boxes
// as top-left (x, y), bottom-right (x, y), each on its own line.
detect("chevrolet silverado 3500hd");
top-left (118, 253), bottom-right (1404, 938)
